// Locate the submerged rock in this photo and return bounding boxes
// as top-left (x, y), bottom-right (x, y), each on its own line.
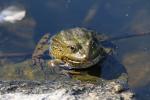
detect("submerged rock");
top-left (0, 53), bottom-right (135, 100)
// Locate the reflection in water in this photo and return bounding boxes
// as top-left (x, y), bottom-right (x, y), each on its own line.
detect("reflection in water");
top-left (82, 0), bottom-right (100, 26)
top-left (0, 6), bottom-right (26, 23)
top-left (0, 17), bottom-right (36, 53)
top-left (0, 3), bottom-right (36, 54)
top-left (123, 51), bottom-right (150, 88)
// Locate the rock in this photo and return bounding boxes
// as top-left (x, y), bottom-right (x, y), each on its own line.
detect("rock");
top-left (0, 79), bottom-right (134, 100)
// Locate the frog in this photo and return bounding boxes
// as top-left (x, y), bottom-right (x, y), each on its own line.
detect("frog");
top-left (32, 27), bottom-right (112, 76)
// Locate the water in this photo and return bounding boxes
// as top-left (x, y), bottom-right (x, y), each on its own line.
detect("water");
top-left (0, 0), bottom-right (150, 99)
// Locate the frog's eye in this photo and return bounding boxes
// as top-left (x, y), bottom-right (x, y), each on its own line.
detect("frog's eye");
top-left (68, 46), bottom-right (77, 53)
top-left (70, 46), bottom-right (76, 52)
top-left (70, 46), bottom-right (75, 50)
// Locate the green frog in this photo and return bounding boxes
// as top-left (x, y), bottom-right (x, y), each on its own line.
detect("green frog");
top-left (32, 27), bottom-right (112, 76)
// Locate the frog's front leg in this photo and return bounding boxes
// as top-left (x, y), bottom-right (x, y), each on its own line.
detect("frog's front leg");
top-left (47, 59), bottom-right (81, 77)
top-left (32, 33), bottom-right (51, 70)
top-left (47, 59), bottom-right (68, 74)
top-left (47, 59), bottom-right (72, 72)
top-left (47, 59), bottom-right (81, 76)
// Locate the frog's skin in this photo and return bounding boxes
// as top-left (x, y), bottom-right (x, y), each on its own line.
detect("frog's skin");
top-left (32, 27), bottom-right (112, 74)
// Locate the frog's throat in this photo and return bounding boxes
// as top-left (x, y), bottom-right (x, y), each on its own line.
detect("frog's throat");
top-left (63, 54), bottom-right (104, 69)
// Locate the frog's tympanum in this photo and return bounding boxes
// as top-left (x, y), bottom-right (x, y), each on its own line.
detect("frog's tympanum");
top-left (32, 27), bottom-right (111, 76)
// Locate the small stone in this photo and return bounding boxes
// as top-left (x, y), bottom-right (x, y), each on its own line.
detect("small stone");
top-left (121, 91), bottom-right (135, 100)
top-left (113, 84), bottom-right (123, 93)
top-left (109, 82), bottom-right (124, 93)
top-left (88, 92), bottom-right (99, 100)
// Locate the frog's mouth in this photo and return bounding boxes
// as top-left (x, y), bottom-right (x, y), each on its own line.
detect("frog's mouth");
top-left (63, 54), bottom-right (104, 69)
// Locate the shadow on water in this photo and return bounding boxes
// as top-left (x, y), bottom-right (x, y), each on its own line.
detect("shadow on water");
top-left (101, 55), bottom-right (127, 80)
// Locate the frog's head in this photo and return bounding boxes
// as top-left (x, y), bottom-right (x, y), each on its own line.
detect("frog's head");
top-left (50, 27), bottom-right (106, 69)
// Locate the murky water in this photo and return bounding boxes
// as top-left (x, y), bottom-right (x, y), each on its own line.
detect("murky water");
top-left (0, 0), bottom-right (150, 99)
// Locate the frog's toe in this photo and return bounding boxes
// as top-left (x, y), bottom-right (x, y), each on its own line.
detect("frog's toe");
top-left (32, 57), bottom-right (45, 70)
top-left (59, 64), bottom-right (73, 70)
top-left (48, 65), bottom-right (62, 74)
top-left (59, 70), bottom-right (72, 78)
top-left (49, 67), bottom-right (58, 73)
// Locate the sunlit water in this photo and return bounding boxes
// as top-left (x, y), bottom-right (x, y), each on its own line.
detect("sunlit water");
top-left (0, 0), bottom-right (150, 99)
